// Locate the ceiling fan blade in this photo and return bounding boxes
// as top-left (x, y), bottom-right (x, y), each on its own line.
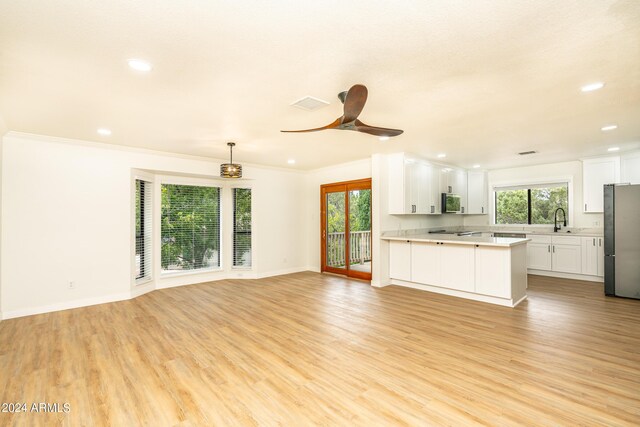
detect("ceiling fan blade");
top-left (354, 119), bottom-right (403, 137)
top-left (341, 84), bottom-right (368, 123)
top-left (281, 117), bottom-right (342, 133)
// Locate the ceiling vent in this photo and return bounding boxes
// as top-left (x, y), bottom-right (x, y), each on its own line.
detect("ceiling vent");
top-left (290, 96), bottom-right (329, 111)
top-left (518, 150), bottom-right (538, 155)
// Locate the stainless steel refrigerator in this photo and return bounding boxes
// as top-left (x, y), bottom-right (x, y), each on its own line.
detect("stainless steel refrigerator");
top-left (604, 184), bottom-right (640, 299)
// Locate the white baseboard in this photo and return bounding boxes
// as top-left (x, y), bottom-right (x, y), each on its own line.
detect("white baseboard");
top-left (528, 269), bottom-right (604, 283)
top-left (1, 292), bottom-right (131, 320)
top-left (390, 279), bottom-right (522, 307)
top-left (1, 268), bottom-right (312, 320)
top-left (256, 267), bottom-right (309, 279)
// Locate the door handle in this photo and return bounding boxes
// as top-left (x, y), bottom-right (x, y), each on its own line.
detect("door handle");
top-left (552, 246), bottom-right (555, 253)
top-left (585, 203), bottom-right (587, 211)
top-left (548, 245), bottom-right (550, 253)
top-left (481, 207), bottom-right (484, 213)
top-left (599, 238), bottom-right (602, 247)
top-left (593, 238), bottom-right (596, 246)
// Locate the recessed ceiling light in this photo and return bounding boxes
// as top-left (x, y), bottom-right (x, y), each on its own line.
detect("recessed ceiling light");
top-left (601, 124), bottom-right (618, 131)
top-left (287, 159), bottom-right (296, 164)
top-left (581, 82), bottom-right (605, 92)
top-left (472, 164), bottom-right (480, 168)
top-left (97, 128), bottom-right (111, 136)
top-left (379, 136), bottom-right (390, 142)
top-left (127, 58), bottom-right (153, 72)
top-left (607, 147), bottom-right (620, 152)
top-left (437, 153), bottom-right (446, 158)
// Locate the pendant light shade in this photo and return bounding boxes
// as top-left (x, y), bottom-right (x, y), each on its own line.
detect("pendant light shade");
top-left (220, 142), bottom-right (242, 178)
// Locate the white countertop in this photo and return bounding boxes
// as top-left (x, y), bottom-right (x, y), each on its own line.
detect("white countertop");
top-left (382, 233), bottom-right (530, 247)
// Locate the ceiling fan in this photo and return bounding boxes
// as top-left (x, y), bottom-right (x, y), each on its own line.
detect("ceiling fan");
top-left (281, 84), bottom-right (403, 137)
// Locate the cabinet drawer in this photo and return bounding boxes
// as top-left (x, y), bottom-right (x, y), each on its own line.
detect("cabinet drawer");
top-left (551, 235), bottom-right (582, 246)
top-left (527, 234), bottom-right (551, 244)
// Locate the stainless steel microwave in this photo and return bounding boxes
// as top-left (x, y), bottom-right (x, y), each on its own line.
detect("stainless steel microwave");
top-left (441, 193), bottom-right (461, 213)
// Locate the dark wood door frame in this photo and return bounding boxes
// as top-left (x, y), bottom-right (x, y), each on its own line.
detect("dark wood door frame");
top-left (320, 178), bottom-right (372, 281)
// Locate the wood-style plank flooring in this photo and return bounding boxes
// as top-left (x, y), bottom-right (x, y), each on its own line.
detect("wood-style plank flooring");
top-left (1, 273), bottom-right (639, 426)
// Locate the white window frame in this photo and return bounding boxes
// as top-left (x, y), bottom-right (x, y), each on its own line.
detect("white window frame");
top-left (158, 176), bottom-right (224, 277)
top-left (230, 185), bottom-right (254, 270)
top-left (131, 170), bottom-right (155, 286)
top-left (491, 176), bottom-right (574, 227)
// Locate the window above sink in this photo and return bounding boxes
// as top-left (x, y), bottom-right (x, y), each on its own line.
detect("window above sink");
top-left (494, 182), bottom-right (569, 226)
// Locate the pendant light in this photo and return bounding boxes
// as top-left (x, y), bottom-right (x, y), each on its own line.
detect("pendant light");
top-left (220, 142), bottom-right (242, 178)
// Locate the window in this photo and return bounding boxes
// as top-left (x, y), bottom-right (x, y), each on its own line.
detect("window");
top-left (135, 179), bottom-right (152, 281)
top-left (161, 184), bottom-right (221, 273)
top-left (233, 188), bottom-right (252, 267)
top-left (495, 183), bottom-right (568, 225)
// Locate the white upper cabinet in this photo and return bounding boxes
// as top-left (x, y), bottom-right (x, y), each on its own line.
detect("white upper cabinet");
top-left (583, 156), bottom-right (620, 213)
top-left (388, 153), bottom-right (485, 215)
top-left (441, 168), bottom-right (468, 213)
top-left (388, 153), bottom-right (441, 215)
top-left (621, 151), bottom-right (640, 185)
top-left (467, 171), bottom-right (488, 215)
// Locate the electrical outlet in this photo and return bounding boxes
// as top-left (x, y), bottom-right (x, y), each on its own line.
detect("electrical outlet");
top-left (68, 281), bottom-right (75, 289)
top-left (593, 220), bottom-right (600, 227)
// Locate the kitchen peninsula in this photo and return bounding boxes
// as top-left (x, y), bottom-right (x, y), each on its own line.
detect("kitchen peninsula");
top-left (383, 232), bottom-right (530, 307)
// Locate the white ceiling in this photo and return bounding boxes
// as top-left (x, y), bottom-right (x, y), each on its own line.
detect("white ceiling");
top-left (1, 0), bottom-right (639, 170)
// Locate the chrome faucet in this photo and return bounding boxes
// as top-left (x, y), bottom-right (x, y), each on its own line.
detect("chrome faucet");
top-left (554, 208), bottom-right (567, 232)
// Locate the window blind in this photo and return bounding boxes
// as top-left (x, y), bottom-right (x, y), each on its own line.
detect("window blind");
top-left (161, 184), bottom-right (221, 273)
top-left (233, 188), bottom-right (252, 267)
top-left (135, 179), bottom-right (153, 281)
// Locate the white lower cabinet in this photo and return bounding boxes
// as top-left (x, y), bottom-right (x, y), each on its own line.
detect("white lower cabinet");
top-left (552, 243), bottom-right (582, 274)
top-left (526, 234), bottom-right (603, 277)
top-left (440, 243), bottom-right (475, 292)
top-left (527, 239), bottom-right (552, 270)
top-left (411, 242), bottom-right (440, 284)
top-left (389, 240), bottom-right (522, 301)
top-left (389, 241), bottom-right (411, 281)
top-left (582, 236), bottom-right (604, 277)
top-left (475, 246), bottom-right (510, 298)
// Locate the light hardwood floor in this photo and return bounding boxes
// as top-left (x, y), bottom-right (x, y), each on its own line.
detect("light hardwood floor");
top-left (1, 273), bottom-right (639, 426)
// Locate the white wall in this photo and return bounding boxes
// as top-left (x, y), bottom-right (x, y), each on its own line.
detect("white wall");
top-left (464, 160), bottom-right (602, 229)
top-left (0, 133), bottom-right (306, 318)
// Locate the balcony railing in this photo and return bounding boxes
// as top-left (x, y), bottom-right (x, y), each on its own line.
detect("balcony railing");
top-left (327, 230), bottom-right (371, 268)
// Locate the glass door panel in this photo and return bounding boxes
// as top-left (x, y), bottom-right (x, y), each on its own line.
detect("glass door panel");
top-left (325, 191), bottom-right (347, 271)
top-left (348, 189), bottom-right (372, 276)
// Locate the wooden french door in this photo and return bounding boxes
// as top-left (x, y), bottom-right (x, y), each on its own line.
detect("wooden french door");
top-left (321, 178), bottom-right (372, 281)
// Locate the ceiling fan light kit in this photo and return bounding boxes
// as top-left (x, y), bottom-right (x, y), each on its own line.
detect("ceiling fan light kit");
top-left (220, 142), bottom-right (242, 178)
top-left (281, 84), bottom-right (403, 138)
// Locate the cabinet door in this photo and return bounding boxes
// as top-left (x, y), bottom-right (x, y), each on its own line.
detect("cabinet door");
top-left (389, 241), bottom-right (411, 281)
top-left (467, 171), bottom-right (488, 214)
top-left (581, 237), bottom-right (599, 276)
top-left (475, 246), bottom-right (510, 298)
top-left (411, 242), bottom-right (441, 285)
top-left (426, 163), bottom-right (441, 214)
top-left (597, 237), bottom-right (605, 277)
top-left (583, 157), bottom-right (620, 213)
top-left (405, 160), bottom-right (419, 214)
top-left (439, 243), bottom-right (475, 292)
top-left (415, 162), bottom-right (430, 214)
top-left (455, 170), bottom-right (468, 214)
top-left (527, 243), bottom-right (552, 270)
top-left (621, 152), bottom-right (640, 185)
top-left (387, 153), bottom-right (407, 214)
top-left (552, 244), bottom-right (582, 274)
